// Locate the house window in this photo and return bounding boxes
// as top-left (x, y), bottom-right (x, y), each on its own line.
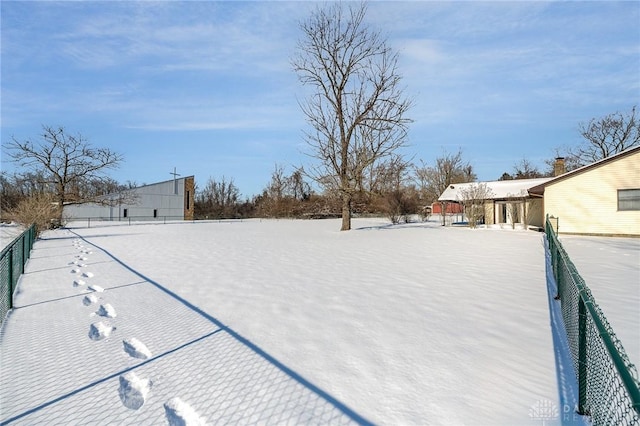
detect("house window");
top-left (186, 191), bottom-right (191, 209)
top-left (123, 208), bottom-right (128, 218)
top-left (618, 189), bottom-right (640, 211)
top-left (153, 209), bottom-right (158, 218)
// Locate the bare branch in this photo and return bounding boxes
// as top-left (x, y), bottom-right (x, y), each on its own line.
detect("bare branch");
top-left (5, 125), bottom-right (123, 223)
top-left (572, 106), bottom-right (639, 166)
top-left (292, 2), bottom-right (412, 230)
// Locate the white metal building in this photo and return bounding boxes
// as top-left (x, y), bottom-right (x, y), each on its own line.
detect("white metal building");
top-left (64, 176), bottom-right (195, 222)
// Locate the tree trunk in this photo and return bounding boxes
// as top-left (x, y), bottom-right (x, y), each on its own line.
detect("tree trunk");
top-left (341, 192), bottom-right (351, 231)
top-left (57, 181), bottom-right (66, 226)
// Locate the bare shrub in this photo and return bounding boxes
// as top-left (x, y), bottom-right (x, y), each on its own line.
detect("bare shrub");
top-left (457, 183), bottom-right (493, 229)
top-left (382, 189), bottom-right (418, 224)
top-left (7, 193), bottom-right (61, 234)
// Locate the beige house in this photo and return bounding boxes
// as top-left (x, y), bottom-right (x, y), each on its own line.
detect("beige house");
top-left (438, 177), bottom-right (553, 228)
top-left (529, 146), bottom-right (640, 237)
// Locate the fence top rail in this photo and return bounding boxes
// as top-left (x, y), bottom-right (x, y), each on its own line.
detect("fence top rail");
top-left (545, 215), bottom-right (640, 414)
top-left (0, 224), bottom-right (35, 259)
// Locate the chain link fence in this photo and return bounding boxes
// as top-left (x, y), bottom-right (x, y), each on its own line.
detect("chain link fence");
top-left (1, 224), bottom-right (37, 326)
top-left (68, 215), bottom-right (188, 228)
top-left (546, 216), bottom-right (640, 425)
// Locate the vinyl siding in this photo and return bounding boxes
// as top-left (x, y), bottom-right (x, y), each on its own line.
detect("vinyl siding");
top-left (544, 151), bottom-right (640, 236)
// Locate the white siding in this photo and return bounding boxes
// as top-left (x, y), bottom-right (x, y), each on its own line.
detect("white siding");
top-left (65, 177), bottom-right (189, 221)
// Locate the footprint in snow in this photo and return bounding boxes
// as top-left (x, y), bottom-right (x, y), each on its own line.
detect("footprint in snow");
top-left (73, 279), bottom-right (86, 287)
top-left (88, 321), bottom-right (115, 340)
top-left (70, 269), bottom-right (81, 275)
top-left (119, 372), bottom-right (151, 410)
top-left (82, 272), bottom-right (94, 278)
top-left (97, 303), bottom-right (117, 318)
top-left (123, 338), bottom-right (152, 360)
top-left (88, 285), bottom-right (104, 293)
top-left (83, 294), bottom-right (98, 306)
top-left (164, 397), bottom-right (207, 426)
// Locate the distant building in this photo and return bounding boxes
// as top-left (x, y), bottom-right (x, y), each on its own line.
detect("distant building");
top-left (438, 177), bottom-right (553, 228)
top-left (430, 201), bottom-right (463, 215)
top-left (64, 176), bottom-right (195, 222)
top-left (529, 146), bottom-right (639, 237)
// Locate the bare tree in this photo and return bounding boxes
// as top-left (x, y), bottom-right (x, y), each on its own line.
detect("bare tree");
top-left (553, 106), bottom-right (639, 170)
top-left (196, 176), bottom-right (240, 219)
top-left (258, 164), bottom-right (289, 217)
top-left (292, 2), bottom-right (412, 230)
top-left (1, 172), bottom-right (45, 214)
top-left (287, 168), bottom-right (312, 202)
top-left (414, 148), bottom-right (475, 224)
top-left (415, 149), bottom-right (475, 203)
top-left (257, 165), bottom-right (315, 218)
top-left (508, 158), bottom-right (546, 179)
top-left (505, 200), bottom-right (520, 230)
top-left (6, 126), bottom-right (123, 224)
top-left (255, 165), bottom-right (291, 218)
top-left (457, 183), bottom-right (493, 229)
top-left (369, 154), bottom-right (415, 223)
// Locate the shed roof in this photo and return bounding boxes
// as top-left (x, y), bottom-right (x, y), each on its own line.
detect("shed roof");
top-left (438, 177), bottom-right (553, 202)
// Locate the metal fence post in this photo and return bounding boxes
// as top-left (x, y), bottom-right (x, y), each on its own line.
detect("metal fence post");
top-left (8, 247), bottom-right (14, 310)
top-left (20, 235), bottom-right (26, 275)
top-left (555, 258), bottom-right (562, 300)
top-left (27, 226), bottom-right (33, 257)
top-left (577, 296), bottom-right (588, 415)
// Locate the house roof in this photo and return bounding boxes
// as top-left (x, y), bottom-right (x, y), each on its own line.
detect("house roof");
top-left (528, 145), bottom-right (640, 195)
top-left (438, 177), bottom-right (553, 202)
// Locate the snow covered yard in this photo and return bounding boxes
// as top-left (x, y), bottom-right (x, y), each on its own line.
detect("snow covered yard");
top-left (9, 217), bottom-right (635, 424)
top-left (558, 235), bottom-right (640, 367)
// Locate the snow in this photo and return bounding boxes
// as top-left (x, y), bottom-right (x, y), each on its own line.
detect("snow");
top-left (0, 222), bottom-right (24, 251)
top-left (97, 303), bottom-right (118, 318)
top-left (89, 321), bottom-right (115, 341)
top-left (164, 397), bottom-right (207, 426)
top-left (1, 217), bottom-right (636, 424)
top-left (83, 294), bottom-right (98, 306)
top-left (123, 338), bottom-right (153, 360)
top-left (558, 235), bottom-right (640, 366)
top-left (438, 177), bottom-right (553, 201)
top-left (118, 372), bottom-right (152, 410)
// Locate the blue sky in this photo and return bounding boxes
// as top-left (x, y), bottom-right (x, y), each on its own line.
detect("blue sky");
top-left (2, 1), bottom-right (639, 198)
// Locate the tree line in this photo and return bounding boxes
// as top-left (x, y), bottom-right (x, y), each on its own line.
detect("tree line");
top-left (3, 101), bottom-right (637, 231)
top-left (2, 3), bottom-right (638, 232)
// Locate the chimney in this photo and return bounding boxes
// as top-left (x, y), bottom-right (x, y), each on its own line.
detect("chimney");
top-left (554, 157), bottom-right (566, 177)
